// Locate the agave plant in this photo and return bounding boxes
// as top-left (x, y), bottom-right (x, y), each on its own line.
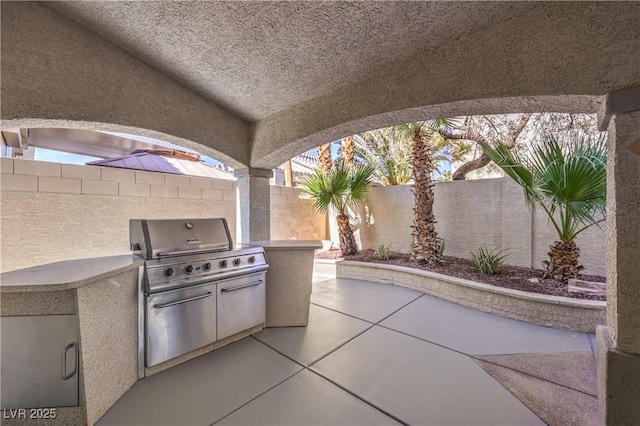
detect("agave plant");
top-left (299, 162), bottom-right (373, 255)
top-left (482, 136), bottom-right (607, 282)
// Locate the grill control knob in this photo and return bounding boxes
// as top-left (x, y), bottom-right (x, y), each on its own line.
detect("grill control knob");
top-left (248, 256), bottom-right (256, 264)
top-left (203, 262), bottom-right (212, 271)
top-left (184, 265), bottom-right (194, 274)
top-left (164, 267), bottom-right (174, 277)
top-left (219, 260), bottom-right (228, 268)
top-left (233, 258), bottom-right (241, 266)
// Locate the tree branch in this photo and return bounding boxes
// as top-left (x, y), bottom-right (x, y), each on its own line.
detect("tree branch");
top-left (443, 113), bottom-right (532, 180)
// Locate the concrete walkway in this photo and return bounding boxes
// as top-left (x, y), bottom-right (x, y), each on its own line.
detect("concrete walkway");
top-left (98, 277), bottom-right (598, 426)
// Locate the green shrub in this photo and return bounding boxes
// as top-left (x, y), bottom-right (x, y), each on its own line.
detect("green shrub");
top-left (374, 242), bottom-right (392, 260)
top-left (435, 238), bottom-right (446, 257)
top-left (469, 246), bottom-right (508, 275)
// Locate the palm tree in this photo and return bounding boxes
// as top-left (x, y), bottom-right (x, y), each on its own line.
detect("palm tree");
top-left (482, 135), bottom-right (607, 282)
top-left (299, 162), bottom-right (373, 255)
top-left (341, 136), bottom-right (355, 164)
top-left (401, 119), bottom-right (460, 262)
top-left (353, 123), bottom-right (468, 186)
top-left (408, 122), bottom-right (440, 262)
top-left (353, 127), bottom-right (412, 186)
top-left (317, 143), bottom-right (332, 172)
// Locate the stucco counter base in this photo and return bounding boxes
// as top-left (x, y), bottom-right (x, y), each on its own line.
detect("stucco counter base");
top-left (252, 240), bottom-right (322, 327)
top-left (0, 256), bottom-right (142, 426)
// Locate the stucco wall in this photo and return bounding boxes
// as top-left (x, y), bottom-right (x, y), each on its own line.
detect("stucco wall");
top-left (0, 158), bottom-right (324, 272)
top-left (355, 178), bottom-right (606, 275)
top-left (0, 2), bottom-right (250, 168)
top-left (252, 2), bottom-right (640, 168)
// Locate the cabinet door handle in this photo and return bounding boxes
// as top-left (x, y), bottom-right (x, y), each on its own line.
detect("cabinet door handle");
top-left (154, 292), bottom-right (212, 308)
top-left (221, 280), bottom-right (263, 292)
top-left (62, 342), bottom-right (77, 380)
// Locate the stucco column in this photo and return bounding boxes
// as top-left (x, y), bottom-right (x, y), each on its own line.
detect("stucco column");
top-left (234, 167), bottom-right (273, 243)
top-left (596, 85), bottom-right (640, 425)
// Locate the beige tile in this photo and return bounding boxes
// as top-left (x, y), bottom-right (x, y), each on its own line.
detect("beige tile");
top-left (0, 174), bottom-right (37, 192)
top-left (202, 188), bottom-right (223, 200)
top-left (14, 159), bottom-right (61, 177)
top-left (280, 186), bottom-right (293, 196)
top-left (270, 186), bottom-right (280, 194)
top-left (190, 176), bottom-right (214, 189)
top-left (287, 194), bottom-right (301, 203)
top-left (82, 179), bottom-right (118, 195)
top-left (119, 182), bottom-right (151, 197)
top-left (62, 163), bottom-right (101, 180)
top-left (164, 174), bottom-right (191, 187)
top-left (178, 186), bottom-right (202, 199)
top-left (151, 185), bottom-right (178, 198)
top-left (213, 179), bottom-right (234, 191)
top-left (135, 170), bottom-right (164, 185)
top-left (223, 190), bottom-right (236, 201)
top-left (101, 167), bottom-right (135, 183)
top-left (1, 157), bottom-right (14, 174)
top-left (39, 176), bottom-right (81, 194)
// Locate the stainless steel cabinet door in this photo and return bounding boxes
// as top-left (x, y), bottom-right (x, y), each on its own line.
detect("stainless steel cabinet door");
top-left (217, 272), bottom-right (266, 340)
top-left (1, 315), bottom-right (79, 409)
top-left (146, 282), bottom-right (217, 367)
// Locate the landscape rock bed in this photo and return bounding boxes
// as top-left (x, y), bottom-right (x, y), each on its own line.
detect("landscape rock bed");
top-left (315, 249), bottom-right (606, 301)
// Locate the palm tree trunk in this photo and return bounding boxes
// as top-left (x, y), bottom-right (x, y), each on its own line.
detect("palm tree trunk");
top-left (341, 136), bottom-right (355, 164)
top-left (318, 143), bottom-right (332, 172)
top-left (336, 213), bottom-right (358, 255)
top-left (410, 125), bottom-right (440, 262)
top-left (284, 160), bottom-right (293, 187)
top-left (542, 239), bottom-right (584, 282)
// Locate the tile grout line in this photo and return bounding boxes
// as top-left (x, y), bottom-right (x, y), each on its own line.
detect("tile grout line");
top-left (305, 324), bottom-right (376, 367)
top-left (309, 302), bottom-right (377, 324)
top-left (208, 368), bottom-right (305, 426)
top-left (471, 357), bottom-right (599, 398)
top-left (374, 293), bottom-right (425, 325)
top-left (375, 323), bottom-right (474, 359)
top-left (228, 334), bottom-right (404, 425)
top-left (308, 368), bottom-right (409, 426)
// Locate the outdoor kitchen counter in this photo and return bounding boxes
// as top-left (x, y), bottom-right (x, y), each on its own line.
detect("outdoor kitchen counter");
top-left (1, 255), bottom-right (141, 426)
top-left (0, 254), bottom-right (143, 293)
top-left (250, 240), bottom-right (322, 327)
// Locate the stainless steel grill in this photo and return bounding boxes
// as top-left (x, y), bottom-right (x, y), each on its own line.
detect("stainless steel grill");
top-left (130, 218), bottom-right (268, 371)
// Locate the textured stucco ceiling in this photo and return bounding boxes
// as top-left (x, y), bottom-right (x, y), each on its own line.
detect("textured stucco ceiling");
top-left (45, 1), bottom-right (538, 121)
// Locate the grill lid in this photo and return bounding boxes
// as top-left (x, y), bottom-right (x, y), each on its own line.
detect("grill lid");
top-left (130, 218), bottom-right (232, 260)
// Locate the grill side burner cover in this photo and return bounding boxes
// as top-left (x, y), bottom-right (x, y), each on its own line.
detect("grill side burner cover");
top-left (130, 218), bottom-right (232, 260)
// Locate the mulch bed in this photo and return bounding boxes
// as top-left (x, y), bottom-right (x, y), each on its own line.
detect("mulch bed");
top-left (315, 249), bottom-right (606, 301)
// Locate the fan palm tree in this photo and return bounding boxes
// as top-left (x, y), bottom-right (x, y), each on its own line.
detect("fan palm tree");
top-left (482, 136), bottom-right (607, 282)
top-left (299, 162), bottom-right (373, 255)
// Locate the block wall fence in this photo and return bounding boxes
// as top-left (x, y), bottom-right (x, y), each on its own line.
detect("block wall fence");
top-left (0, 158), bottom-right (326, 272)
top-left (350, 177), bottom-right (606, 275)
top-left (0, 158), bottom-right (604, 275)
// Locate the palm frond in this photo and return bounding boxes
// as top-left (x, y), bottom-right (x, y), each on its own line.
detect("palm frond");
top-left (482, 134), bottom-right (607, 241)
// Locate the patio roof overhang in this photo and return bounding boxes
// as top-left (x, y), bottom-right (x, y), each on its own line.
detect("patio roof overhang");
top-left (1, 1), bottom-right (639, 169)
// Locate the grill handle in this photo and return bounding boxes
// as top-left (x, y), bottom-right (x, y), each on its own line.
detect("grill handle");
top-left (156, 243), bottom-right (229, 257)
top-left (154, 292), bottom-right (212, 308)
top-left (221, 280), bottom-right (263, 293)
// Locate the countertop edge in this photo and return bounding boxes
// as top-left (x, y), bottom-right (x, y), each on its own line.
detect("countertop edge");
top-left (0, 256), bottom-right (144, 293)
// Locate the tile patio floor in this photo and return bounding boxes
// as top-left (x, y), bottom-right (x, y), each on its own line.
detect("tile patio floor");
top-left (97, 275), bottom-right (598, 426)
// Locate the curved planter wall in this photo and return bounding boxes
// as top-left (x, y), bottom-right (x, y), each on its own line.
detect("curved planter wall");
top-left (335, 260), bottom-right (606, 333)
